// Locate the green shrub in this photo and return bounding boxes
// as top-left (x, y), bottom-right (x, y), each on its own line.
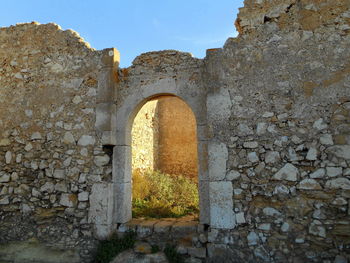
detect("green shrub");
top-left (94, 231), bottom-right (136, 263)
top-left (132, 170), bottom-right (199, 218)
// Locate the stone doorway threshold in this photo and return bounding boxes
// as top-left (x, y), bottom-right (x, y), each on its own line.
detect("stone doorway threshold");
top-left (116, 215), bottom-right (208, 260)
top-left (117, 215), bottom-right (204, 240)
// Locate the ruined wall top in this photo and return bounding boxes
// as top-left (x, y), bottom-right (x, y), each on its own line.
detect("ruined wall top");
top-left (235, 0), bottom-right (350, 35)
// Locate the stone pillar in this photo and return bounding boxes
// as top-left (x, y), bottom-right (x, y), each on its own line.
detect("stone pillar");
top-left (88, 183), bottom-right (115, 239)
top-left (96, 48), bottom-right (119, 146)
top-left (208, 141), bottom-right (235, 229)
top-left (112, 145), bottom-right (132, 223)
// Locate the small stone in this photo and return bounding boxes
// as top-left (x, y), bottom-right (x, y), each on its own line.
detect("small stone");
top-left (306, 147), bottom-right (317, 160)
top-left (297, 179), bottom-right (322, 190)
top-left (94, 155), bottom-right (110, 167)
top-left (235, 212), bottom-right (246, 224)
top-left (248, 152), bottom-right (259, 162)
top-left (320, 134), bottom-right (334, 145)
top-left (258, 223), bottom-right (271, 231)
top-left (134, 242), bottom-right (152, 254)
top-left (78, 191), bottom-right (89, 201)
top-left (59, 194), bottom-right (77, 207)
top-left (291, 135), bottom-right (303, 144)
top-left (295, 238), bottom-right (305, 244)
top-left (325, 178), bottom-right (350, 190)
top-left (265, 151), bottom-right (280, 164)
top-left (40, 182), bottom-right (55, 193)
top-left (313, 118), bottom-right (328, 130)
top-left (243, 141), bottom-right (258, 148)
top-left (188, 247), bottom-right (206, 258)
top-left (326, 145), bottom-right (350, 160)
top-left (247, 232), bottom-right (259, 246)
top-left (313, 209), bottom-right (326, 220)
top-left (263, 207), bottom-right (281, 217)
top-left (5, 151), bottom-right (12, 164)
top-left (226, 170), bottom-right (240, 180)
top-left (62, 132), bottom-right (75, 144)
top-left (11, 172), bottom-right (18, 181)
top-left (0, 138), bottom-right (10, 146)
top-left (55, 182), bottom-right (68, 192)
top-left (277, 113), bottom-right (288, 121)
top-left (256, 123), bottom-right (267, 135)
top-left (24, 143), bottom-right (33, 151)
top-left (326, 167), bottom-right (342, 177)
top-left (281, 222), bottom-right (290, 232)
top-left (72, 96), bottom-right (82, 104)
top-left (78, 135), bottom-right (95, 146)
top-left (262, 112), bottom-right (274, 118)
top-left (273, 163), bottom-right (298, 182)
top-left (0, 174), bottom-right (10, 183)
top-left (334, 255), bottom-right (348, 263)
top-left (198, 233), bottom-right (207, 243)
top-left (309, 223), bottom-right (326, 238)
top-left (238, 124), bottom-right (254, 136)
top-left (15, 154), bottom-right (22, 163)
top-left (0, 196), bottom-right (9, 205)
top-left (53, 169), bottom-right (65, 179)
top-left (25, 109), bottom-right (32, 117)
top-left (332, 197), bottom-right (347, 206)
top-left (267, 125), bottom-right (278, 133)
top-left (273, 185), bottom-right (289, 195)
top-left (63, 157), bottom-right (72, 167)
top-left (30, 161), bottom-right (38, 170)
top-left (31, 132), bottom-right (42, 140)
top-left (310, 168), bottom-right (325, 179)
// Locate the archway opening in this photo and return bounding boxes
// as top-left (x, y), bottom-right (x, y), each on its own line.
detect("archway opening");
top-left (131, 95), bottom-right (199, 219)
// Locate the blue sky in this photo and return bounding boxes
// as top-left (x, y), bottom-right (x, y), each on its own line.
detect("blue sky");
top-left (1, 0), bottom-right (244, 67)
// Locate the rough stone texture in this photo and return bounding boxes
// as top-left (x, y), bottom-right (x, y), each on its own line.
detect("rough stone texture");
top-left (1, 0), bottom-right (350, 262)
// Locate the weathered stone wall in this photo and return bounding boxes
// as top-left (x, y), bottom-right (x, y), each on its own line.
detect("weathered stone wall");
top-left (131, 99), bottom-right (159, 172)
top-left (204, 0), bottom-right (350, 261)
top-left (0, 0), bottom-right (350, 262)
top-left (0, 22), bottom-right (109, 262)
top-left (157, 96), bottom-right (198, 178)
top-left (131, 95), bottom-right (198, 178)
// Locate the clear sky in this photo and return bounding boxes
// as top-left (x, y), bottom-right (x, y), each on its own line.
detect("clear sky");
top-left (1, 0), bottom-right (244, 67)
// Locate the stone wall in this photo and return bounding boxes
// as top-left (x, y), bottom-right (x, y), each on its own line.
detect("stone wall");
top-left (0, 22), bottom-right (108, 262)
top-left (131, 95), bottom-right (198, 178)
top-left (131, 99), bottom-right (159, 172)
top-left (157, 96), bottom-right (198, 178)
top-left (0, 0), bottom-right (350, 262)
top-left (204, 0), bottom-right (350, 261)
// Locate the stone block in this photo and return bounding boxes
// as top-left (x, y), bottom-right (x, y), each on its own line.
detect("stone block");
top-left (154, 221), bottom-right (174, 233)
top-left (113, 146), bottom-right (131, 183)
top-left (208, 141), bottom-right (228, 181)
top-left (273, 163), bottom-right (298, 181)
top-left (95, 102), bottom-right (113, 131)
top-left (137, 220), bottom-right (157, 238)
top-left (209, 181), bottom-right (235, 229)
top-left (172, 221), bottom-right (198, 237)
top-left (198, 181), bottom-right (210, 224)
top-left (326, 145), bottom-right (350, 160)
top-left (188, 247), bottom-right (206, 258)
top-left (88, 183), bottom-right (114, 225)
top-left (197, 141), bottom-right (209, 181)
top-left (114, 182), bottom-right (132, 223)
top-left (206, 88), bottom-right (232, 124)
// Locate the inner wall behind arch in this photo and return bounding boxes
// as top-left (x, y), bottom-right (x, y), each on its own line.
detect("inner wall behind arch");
top-left (131, 95), bottom-right (198, 178)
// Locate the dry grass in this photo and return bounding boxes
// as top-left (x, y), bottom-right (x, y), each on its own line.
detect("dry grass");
top-left (132, 170), bottom-right (199, 218)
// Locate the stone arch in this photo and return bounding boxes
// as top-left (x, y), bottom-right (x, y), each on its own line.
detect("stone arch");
top-left (112, 78), bottom-right (210, 226)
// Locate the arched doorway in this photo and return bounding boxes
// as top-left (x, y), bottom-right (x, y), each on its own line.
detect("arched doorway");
top-left (112, 87), bottom-right (210, 226)
top-left (131, 95), bottom-right (199, 219)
